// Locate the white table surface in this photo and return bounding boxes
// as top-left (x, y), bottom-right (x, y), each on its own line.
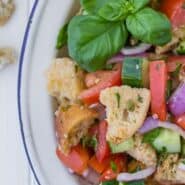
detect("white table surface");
top-left (0, 0), bottom-right (36, 184)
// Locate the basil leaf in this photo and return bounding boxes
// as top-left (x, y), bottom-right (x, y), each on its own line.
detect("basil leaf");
top-left (142, 128), bottom-right (162, 145)
top-left (56, 23), bottom-right (68, 49)
top-left (121, 180), bottom-right (145, 185)
top-left (68, 15), bottom-right (128, 72)
top-left (98, 0), bottom-right (149, 22)
top-left (80, 0), bottom-right (114, 14)
top-left (102, 180), bottom-right (119, 185)
top-left (126, 8), bottom-right (172, 46)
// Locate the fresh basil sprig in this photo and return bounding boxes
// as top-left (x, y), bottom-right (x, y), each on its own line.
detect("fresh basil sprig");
top-left (67, 0), bottom-right (172, 72)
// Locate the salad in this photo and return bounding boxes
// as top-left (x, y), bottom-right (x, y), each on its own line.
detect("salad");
top-left (47, 0), bottom-right (185, 185)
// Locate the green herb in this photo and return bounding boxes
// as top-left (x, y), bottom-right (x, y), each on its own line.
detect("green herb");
top-left (56, 23), bottom-right (68, 49)
top-left (68, 15), bottom-right (127, 72)
top-left (102, 180), bottom-right (119, 185)
top-left (120, 180), bottom-right (145, 185)
top-left (82, 135), bottom-right (97, 150)
top-left (126, 8), bottom-right (171, 46)
top-left (176, 40), bottom-right (185, 55)
top-left (143, 128), bottom-right (162, 145)
top-left (105, 64), bottom-right (114, 70)
top-left (166, 79), bottom-right (172, 100)
top-left (115, 93), bottom-right (121, 108)
top-left (171, 63), bottom-right (182, 78)
top-left (137, 94), bottom-right (143, 103)
top-left (110, 161), bottom-right (117, 172)
top-left (126, 99), bottom-right (135, 112)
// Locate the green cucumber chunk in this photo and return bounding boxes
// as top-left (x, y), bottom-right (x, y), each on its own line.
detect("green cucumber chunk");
top-left (153, 129), bottom-right (181, 153)
top-left (122, 57), bottom-right (149, 88)
top-left (109, 137), bottom-right (134, 153)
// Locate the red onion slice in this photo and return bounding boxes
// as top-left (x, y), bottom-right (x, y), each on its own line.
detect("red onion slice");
top-left (107, 53), bottom-right (124, 64)
top-left (82, 168), bottom-right (100, 184)
top-left (117, 167), bottom-right (156, 182)
top-left (139, 117), bottom-right (185, 139)
top-left (178, 163), bottom-right (185, 171)
top-left (121, 43), bottom-right (151, 56)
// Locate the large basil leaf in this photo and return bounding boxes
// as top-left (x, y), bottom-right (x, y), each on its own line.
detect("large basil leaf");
top-left (56, 23), bottom-right (68, 49)
top-left (98, 0), bottom-right (150, 21)
top-left (126, 8), bottom-right (172, 46)
top-left (80, 0), bottom-right (114, 14)
top-left (68, 15), bottom-right (127, 72)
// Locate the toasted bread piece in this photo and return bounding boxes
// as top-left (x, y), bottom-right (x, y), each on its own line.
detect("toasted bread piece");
top-left (127, 133), bottom-right (157, 167)
top-left (56, 104), bottom-right (98, 154)
top-left (47, 58), bottom-right (85, 105)
top-left (155, 154), bottom-right (185, 184)
top-left (100, 86), bottom-right (151, 144)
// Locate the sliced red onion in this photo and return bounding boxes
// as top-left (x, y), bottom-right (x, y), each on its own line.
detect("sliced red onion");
top-left (121, 43), bottom-right (151, 56)
top-left (82, 168), bottom-right (100, 184)
top-left (107, 53), bottom-right (124, 64)
top-left (139, 116), bottom-right (185, 139)
top-left (178, 163), bottom-right (185, 171)
top-left (117, 167), bottom-right (156, 182)
top-left (168, 82), bottom-right (185, 116)
top-left (89, 103), bottom-right (106, 121)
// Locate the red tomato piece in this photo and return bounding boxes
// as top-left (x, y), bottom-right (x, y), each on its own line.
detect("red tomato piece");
top-left (56, 144), bottom-right (89, 175)
top-left (100, 154), bottom-right (127, 182)
top-left (160, 0), bottom-right (185, 28)
top-left (174, 113), bottom-right (185, 130)
top-left (150, 61), bottom-right (167, 121)
top-left (79, 64), bottom-right (122, 105)
top-left (167, 56), bottom-right (185, 72)
top-left (96, 121), bottom-right (110, 163)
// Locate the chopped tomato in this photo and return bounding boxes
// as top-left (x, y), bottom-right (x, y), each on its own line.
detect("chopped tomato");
top-left (96, 120), bottom-right (110, 162)
top-left (100, 154), bottom-right (127, 182)
top-left (167, 56), bottom-right (185, 72)
top-left (79, 64), bottom-right (122, 105)
top-left (150, 61), bottom-right (167, 121)
top-left (160, 0), bottom-right (185, 28)
top-left (56, 144), bottom-right (89, 175)
top-left (88, 155), bottom-right (110, 174)
top-left (174, 113), bottom-right (185, 130)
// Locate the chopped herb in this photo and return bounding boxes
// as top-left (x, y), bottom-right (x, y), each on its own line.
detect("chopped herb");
top-left (137, 94), bottom-right (143, 103)
top-left (170, 63), bottom-right (182, 78)
top-left (158, 152), bottom-right (168, 165)
top-left (82, 135), bottom-right (97, 150)
top-left (110, 161), bottom-right (117, 172)
top-left (126, 99), bottom-right (135, 112)
top-left (115, 93), bottom-right (121, 108)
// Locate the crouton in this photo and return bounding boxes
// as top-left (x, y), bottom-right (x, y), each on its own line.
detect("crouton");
top-left (56, 104), bottom-right (98, 154)
top-left (100, 86), bottom-right (151, 144)
top-left (47, 58), bottom-right (85, 105)
top-left (127, 133), bottom-right (157, 167)
top-left (155, 154), bottom-right (185, 184)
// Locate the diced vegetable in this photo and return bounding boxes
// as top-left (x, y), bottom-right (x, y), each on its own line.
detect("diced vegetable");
top-left (168, 82), bottom-right (185, 116)
top-left (79, 64), bottom-right (121, 104)
top-left (122, 57), bottom-right (149, 88)
top-left (160, 0), bottom-right (185, 28)
top-left (96, 121), bottom-right (110, 162)
top-left (176, 41), bottom-right (185, 55)
top-left (56, 144), bottom-right (89, 175)
top-left (152, 128), bottom-right (181, 153)
top-left (109, 138), bottom-right (134, 154)
top-left (100, 154), bottom-right (127, 182)
top-left (150, 60), bottom-right (167, 121)
top-left (88, 155), bottom-right (110, 174)
top-left (174, 113), bottom-right (185, 130)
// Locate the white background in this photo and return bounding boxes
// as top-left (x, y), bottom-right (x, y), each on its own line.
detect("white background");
top-left (0, 0), bottom-right (36, 184)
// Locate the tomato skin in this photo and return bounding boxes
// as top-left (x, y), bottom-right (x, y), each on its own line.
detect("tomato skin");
top-left (167, 56), bottom-right (185, 72)
top-left (150, 61), bottom-right (167, 121)
top-left (56, 144), bottom-right (89, 175)
top-left (160, 0), bottom-right (185, 28)
top-left (100, 154), bottom-right (127, 182)
top-left (174, 113), bottom-right (185, 130)
top-left (96, 121), bottom-right (110, 163)
top-left (79, 64), bottom-right (122, 105)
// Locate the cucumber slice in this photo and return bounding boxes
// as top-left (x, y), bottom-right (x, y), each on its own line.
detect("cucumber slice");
top-left (153, 129), bottom-right (181, 153)
top-left (122, 57), bottom-right (149, 88)
top-left (109, 138), bottom-right (134, 153)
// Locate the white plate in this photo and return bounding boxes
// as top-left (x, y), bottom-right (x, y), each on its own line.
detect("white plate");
top-left (17, 1), bottom-right (90, 185)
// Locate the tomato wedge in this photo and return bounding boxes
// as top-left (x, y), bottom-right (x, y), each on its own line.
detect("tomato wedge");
top-left (56, 144), bottom-right (89, 175)
top-left (79, 64), bottom-right (122, 105)
top-left (100, 154), bottom-right (127, 182)
top-left (167, 56), bottom-right (185, 72)
top-left (174, 113), bottom-right (185, 130)
top-left (160, 0), bottom-right (185, 28)
top-left (150, 61), bottom-right (167, 121)
top-left (96, 120), bottom-right (110, 163)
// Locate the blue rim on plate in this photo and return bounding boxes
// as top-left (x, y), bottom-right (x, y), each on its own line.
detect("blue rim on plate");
top-left (17, 0), bottom-right (40, 185)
